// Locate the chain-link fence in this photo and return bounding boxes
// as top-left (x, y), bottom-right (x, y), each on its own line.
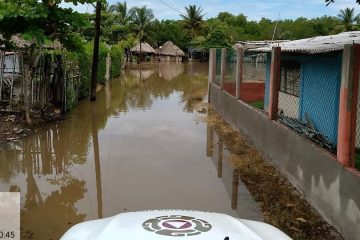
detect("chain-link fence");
top-left (214, 48), bottom-right (222, 86)
top-left (223, 49), bottom-right (237, 96)
top-left (277, 60), bottom-right (339, 153)
top-left (242, 58), bottom-right (266, 110)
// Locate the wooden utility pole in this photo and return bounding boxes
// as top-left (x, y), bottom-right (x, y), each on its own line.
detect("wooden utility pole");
top-left (90, 0), bottom-right (102, 101)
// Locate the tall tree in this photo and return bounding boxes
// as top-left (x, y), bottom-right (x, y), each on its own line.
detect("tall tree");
top-left (180, 5), bottom-right (205, 37)
top-left (337, 7), bottom-right (359, 31)
top-left (129, 6), bottom-right (154, 62)
top-left (110, 1), bottom-right (132, 25)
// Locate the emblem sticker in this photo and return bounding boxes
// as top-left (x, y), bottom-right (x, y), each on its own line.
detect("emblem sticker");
top-left (142, 215), bottom-right (212, 237)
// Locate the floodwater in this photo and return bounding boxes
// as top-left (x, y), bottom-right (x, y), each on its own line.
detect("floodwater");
top-left (0, 62), bottom-right (263, 240)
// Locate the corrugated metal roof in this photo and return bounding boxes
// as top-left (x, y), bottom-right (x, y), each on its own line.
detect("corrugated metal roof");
top-left (248, 31), bottom-right (360, 54)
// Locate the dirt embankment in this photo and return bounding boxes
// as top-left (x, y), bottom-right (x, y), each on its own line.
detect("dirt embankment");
top-left (203, 108), bottom-right (343, 240)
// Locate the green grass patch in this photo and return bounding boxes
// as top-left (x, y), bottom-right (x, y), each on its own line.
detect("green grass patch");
top-left (249, 100), bottom-right (264, 110)
top-left (356, 152), bottom-right (360, 171)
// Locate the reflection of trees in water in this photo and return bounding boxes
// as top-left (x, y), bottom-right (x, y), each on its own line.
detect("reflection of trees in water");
top-left (21, 135), bottom-right (86, 239)
top-left (118, 63), bottom-right (209, 112)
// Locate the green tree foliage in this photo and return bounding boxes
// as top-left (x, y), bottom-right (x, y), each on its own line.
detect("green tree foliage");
top-left (110, 44), bottom-right (124, 78)
top-left (180, 5), bottom-right (205, 37)
top-left (0, 0), bottom-right (93, 47)
top-left (129, 6), bottom-right (154, 43)
top-left (337, 7), bottom-right (359, 31)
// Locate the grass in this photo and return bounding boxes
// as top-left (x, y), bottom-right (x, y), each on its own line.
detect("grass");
top-left (249, 100), bottom-right (264, 110)
top-left (356, 152), bottom-right (360, 171)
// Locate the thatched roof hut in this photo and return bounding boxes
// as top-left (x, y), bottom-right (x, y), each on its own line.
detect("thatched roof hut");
top-left (130, 41), bottom-right (155, 54)
top-left (158, 41), bottom-right (185, 56)
top-left (0, 34), bottom-right (32, 49)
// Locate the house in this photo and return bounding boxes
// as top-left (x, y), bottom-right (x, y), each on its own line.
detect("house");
top-left (187, 47), bottom-right (208, 62)
top-left (248, 31), bottom-right (360, 147)
top-left (130, 41), bottom-right (155, 62)
top-left (156, 41), bottom-right (185, 62)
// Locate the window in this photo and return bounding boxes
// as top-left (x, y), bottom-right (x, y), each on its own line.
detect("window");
top-left (280, 61), bottom-right (301, 97)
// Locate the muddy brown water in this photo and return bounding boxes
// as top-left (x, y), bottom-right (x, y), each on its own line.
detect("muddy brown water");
top-left (0, 62), bottom-right (264, 240)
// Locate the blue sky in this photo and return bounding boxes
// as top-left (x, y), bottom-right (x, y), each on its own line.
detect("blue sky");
top-left (61, 0), bottom-right (360, 21)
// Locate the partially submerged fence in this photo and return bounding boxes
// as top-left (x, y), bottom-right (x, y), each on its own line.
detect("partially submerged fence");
top-left (209, 45), bottom-right (360, 172)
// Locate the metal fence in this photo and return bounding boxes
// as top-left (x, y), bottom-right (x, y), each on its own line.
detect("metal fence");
top-left (277, 60), bottom-right (339, 153)
top-left (223, 49), bottom-right (237, 97)
top-left (214, 49), bottom-right (222, 86)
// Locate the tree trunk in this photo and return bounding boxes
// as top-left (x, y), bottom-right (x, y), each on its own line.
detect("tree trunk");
top-left (90, 0), bottom-right (102, 102)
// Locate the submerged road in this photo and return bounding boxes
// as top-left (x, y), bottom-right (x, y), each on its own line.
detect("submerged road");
top-left (0, 62), bottom-right (262, 240)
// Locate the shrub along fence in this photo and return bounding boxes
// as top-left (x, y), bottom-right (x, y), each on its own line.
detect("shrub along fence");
top-left (0, 41), bottom-right (124, 118)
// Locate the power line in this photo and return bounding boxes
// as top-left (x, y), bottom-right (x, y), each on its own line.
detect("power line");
top-left (159, 0), bottom-right (186, 16)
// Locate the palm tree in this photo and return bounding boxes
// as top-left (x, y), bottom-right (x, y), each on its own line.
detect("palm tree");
top-left (130, 6), bottom-right (154, 62)
top-left (109, 1), bottom-right (132, 25)
top-left (101, 1), bottom-right (113, 14)
top-left (337, 7), bottom-right (359, 31)
top-left (180, 5), bottom-right (205, 37)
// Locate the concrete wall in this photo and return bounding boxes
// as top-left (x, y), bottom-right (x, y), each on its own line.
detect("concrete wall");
top-left (223, 82), bottom-right (265, 103)
top-left (209, 83), bottom-right (360, 240)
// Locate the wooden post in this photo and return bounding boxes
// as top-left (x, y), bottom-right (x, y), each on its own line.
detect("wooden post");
top-left (268, 47), bottom-right (281, 120)
top-left (220, 48), bottom-right (227, 90)
top-left (105, 52), bottom-right (111, 83)
top-left (337, 44), bottom-right (360, 167)
top-left (235, 48), bottom-right (244, 100)
top-left (0, 52), bottom-right (4, 101)
top-left (208, 48), bottom-right (216, 84)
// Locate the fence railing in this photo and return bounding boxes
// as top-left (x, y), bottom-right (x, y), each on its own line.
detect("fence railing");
top-left (209, 45), bottom-right (360, 172)
top-left (209, 47), bottom-right (266, 109)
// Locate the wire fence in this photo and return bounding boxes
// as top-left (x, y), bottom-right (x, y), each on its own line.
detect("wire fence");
top-left (223, 49), bottom-right (237, 97)
top-left (214, 48), bottom-right (222, 86)
top-left (277, 60), bottom-right (338, 153)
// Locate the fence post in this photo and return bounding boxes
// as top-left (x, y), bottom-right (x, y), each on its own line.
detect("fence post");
top-left (268, 47), bottom-right (281, 120)
top-left (235, 48), bottom-right (244, 100)
top-left (337, 44), bottom-right (360, 167)
top-left (208, 48), bottom-right (216, 103)
top-left (208, 48), bottom-right (216, 84)
top-left (220, 48), bottom-right (227, 90)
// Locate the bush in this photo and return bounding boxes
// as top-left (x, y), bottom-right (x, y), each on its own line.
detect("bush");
top-left (110, 44), bottom-right (124, 78)
top-left (66, 41), bottom-right (123, 102)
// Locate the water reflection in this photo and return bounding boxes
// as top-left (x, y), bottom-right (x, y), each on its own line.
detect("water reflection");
top-left (0, 63), bottom-right (261, 239)
top-left (207, 126), bottom-right (263, 220)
